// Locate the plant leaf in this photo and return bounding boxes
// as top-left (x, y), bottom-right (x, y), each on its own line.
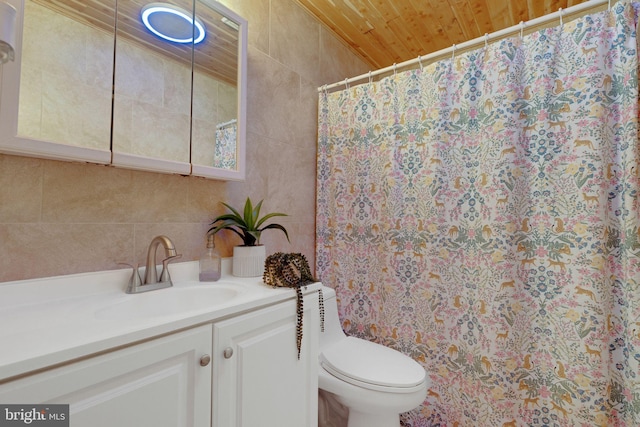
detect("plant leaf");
top-left (260, 223), bottom-right (290, 242)
top-left (210, 213), bottom-right (245, 226)
top-left (207, 222), bottom-right (249, 243)
top-left (251, 199), bottom-right (264, 230)
top-left (221, 202), bottom-right (245, 225)
top-left (255, 212), bottom-right (288, 229)
top-left (243, 198), bottom-right (254, 229)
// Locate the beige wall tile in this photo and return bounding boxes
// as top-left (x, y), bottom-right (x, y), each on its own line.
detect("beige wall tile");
top-left (41, 72), bottom-right (111, 149)
top-left (86, 30), bottom-right (115, 91)
top-left (129, 101), bottom-right (190, 161)
top-left (114, 41), bottom-right (165, 104)
top-left (127, 170), bottom-right (190, 223)
top-left (0, 155), bottom-right (43, 223)
top-left (16, 65), bottom-right (43, 140)
top-left (0, 223), bottom-right (133, 281)
top-left (246, 47), bottom-right (303, 144)
top-left (41, 161), bottom-right (134, 224)
top-left (270, 0), bottom-right (321, 82)
top-left (319, 27), bottom-right (371, 85)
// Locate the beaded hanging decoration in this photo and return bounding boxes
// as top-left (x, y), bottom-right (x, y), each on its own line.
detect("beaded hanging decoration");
top-left (263, 252), bottom-right (324, 359)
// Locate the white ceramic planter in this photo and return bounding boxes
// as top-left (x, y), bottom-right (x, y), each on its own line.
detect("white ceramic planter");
top-left (232, 245), bottom-right (266, 277)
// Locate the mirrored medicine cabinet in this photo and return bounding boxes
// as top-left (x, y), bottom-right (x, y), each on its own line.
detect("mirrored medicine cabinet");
top-left (0, 0), bottom-right (247, 181)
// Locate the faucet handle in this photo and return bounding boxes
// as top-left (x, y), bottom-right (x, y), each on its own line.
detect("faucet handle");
top-left (159, 254), bottom-right (182, 283)
top-left (118, 262), bottom-right (142, 293)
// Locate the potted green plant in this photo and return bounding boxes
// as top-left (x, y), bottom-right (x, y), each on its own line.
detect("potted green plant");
top-left (208, 197), bottom-right (289, 277)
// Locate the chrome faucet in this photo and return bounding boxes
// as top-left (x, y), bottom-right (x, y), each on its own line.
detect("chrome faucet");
top-left (122, 235), bottom-right (182, 294)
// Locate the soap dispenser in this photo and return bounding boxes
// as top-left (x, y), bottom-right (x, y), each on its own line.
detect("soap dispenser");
top-left (199, 233), bottom-right (221, 282)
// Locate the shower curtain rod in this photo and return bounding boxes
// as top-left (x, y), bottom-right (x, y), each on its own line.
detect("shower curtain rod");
top-left (216, 118), bottom-right (237, 129)
top-left (318, 0), bottom-right (611, 93)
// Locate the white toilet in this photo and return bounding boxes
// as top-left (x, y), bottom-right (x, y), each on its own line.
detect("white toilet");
top-left (318, 286), bottom-right (429, 427)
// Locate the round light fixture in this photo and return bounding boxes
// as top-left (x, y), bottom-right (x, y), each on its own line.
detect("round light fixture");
top-left (141, 3), bottom-right (206, 44)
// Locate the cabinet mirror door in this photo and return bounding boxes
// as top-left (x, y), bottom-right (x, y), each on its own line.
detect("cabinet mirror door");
top-left (190, 0), bottom-right (246, 181)
top-left (111, 0), bottom-right (193, 174)
top-left (0, 0), bottom-right (115, 164)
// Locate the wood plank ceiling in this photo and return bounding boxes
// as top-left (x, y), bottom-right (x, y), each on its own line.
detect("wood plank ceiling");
top-left (293, 0), bottom-right (598, 69)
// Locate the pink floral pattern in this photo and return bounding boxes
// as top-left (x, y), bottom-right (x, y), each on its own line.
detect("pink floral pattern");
top-left (316, 3), bottom-right (640, 426)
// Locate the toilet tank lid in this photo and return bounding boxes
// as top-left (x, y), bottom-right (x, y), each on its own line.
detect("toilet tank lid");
top-left (320, 337), bottom-right (426, 388)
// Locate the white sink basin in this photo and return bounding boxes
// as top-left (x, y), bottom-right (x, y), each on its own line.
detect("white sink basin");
top-left (95, 283), bottom-right (242, 319)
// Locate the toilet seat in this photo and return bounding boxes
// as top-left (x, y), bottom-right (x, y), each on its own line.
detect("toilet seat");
top-left (320, 337), bottom-right (427, 393)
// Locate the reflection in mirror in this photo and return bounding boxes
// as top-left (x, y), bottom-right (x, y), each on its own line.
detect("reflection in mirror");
top-left (15, 0), bottom-right (115, 152)
top-left (0, 0), bottom-right (245, 179)
top-left (191, 0), bottom-right (238, 171)
top-left (112, 0), bottom-right (193, 171)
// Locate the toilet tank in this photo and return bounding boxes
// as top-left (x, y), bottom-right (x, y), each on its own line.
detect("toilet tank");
top-left (320, 286), bottom-right (347, 348)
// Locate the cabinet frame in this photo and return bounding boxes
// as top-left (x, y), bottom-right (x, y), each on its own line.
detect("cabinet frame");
top-left (0, 0), bottom-right (247, 181)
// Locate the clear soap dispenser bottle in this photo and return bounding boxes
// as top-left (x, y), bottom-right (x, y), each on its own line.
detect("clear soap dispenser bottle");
top-left (199, 233), bottom-right (221, 282)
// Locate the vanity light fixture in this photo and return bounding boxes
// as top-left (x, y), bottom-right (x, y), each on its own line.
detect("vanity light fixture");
top-left (141, 3), bottom-right (206, 44)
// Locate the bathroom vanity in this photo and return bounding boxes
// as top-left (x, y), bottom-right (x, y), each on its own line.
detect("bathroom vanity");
top-left (0, 261), bottom-right (320, 427)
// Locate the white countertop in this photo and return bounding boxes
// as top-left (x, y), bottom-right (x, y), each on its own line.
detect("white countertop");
top-left (0, 260), bottom-right (321, 382)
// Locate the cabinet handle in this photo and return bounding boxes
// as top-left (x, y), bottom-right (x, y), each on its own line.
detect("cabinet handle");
top-left (200, 354), bottom-right (211, 366)
top-left (223, 347), bottom-right (234, 359)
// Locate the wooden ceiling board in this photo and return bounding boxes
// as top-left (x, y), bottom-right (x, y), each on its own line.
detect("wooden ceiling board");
top-left (299, 0), bottom-right (393, 65)
top-left (491, 0), bottom-right (519, 30)
top-left (293, 0), bottom-right (595, 69)
top-left (399, 6), bottom-right (443, 55)
top-left (386, 2), bottom-right (432, 57)
top-left (509, 1), bottom-right (529, 24)
top-left (406, 0), bottom-right (455, 48)
top-left (419, 0), bottom-right (466, 48)
top-left (367, 0), bottom-right (400, 22)
top-left (470, 0), bottom-right (498, 36)
top-left (448, 0), bottom-right (483, 42)
top-left (360, 2), bottom-right (418, 62)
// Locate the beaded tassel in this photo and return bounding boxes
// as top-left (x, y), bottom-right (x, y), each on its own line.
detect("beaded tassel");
top-left (263, 252), bottom-right (318, 359)
top-left (295, 286), bottom-right (303, 359)
top-left (318, 288), bottom-right (325, 332)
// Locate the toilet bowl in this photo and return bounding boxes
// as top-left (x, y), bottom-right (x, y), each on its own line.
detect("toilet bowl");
top-left (318, 286), bottom-right (429, 427)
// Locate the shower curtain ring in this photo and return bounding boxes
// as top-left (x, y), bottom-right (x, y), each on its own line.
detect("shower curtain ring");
top-left (344, 78), bottom-right (350, 90)
top-left (559, 8), bottom-right (564, 27)
top-left (608, 0), bottom-right (611, 10)
top-left (368, 71), bottom-right (373, 84)
top-left (418, 55), bottom-right (423, 70)
top-left (451, 44), bottom-right (456, 61)
top-left (484, 33), bottom-right (489, 49)
top-left (393, 63), bottom-right (397, 77)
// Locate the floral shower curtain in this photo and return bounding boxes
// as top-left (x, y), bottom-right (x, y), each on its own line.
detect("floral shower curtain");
top-left (316, 3), bottom-right (640, 426)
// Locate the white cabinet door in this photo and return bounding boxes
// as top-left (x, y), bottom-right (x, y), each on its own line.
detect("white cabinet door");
top-left (213, 291), bottom-right (320, 427)
top-left (0, 325), bottom-right (212, 427)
